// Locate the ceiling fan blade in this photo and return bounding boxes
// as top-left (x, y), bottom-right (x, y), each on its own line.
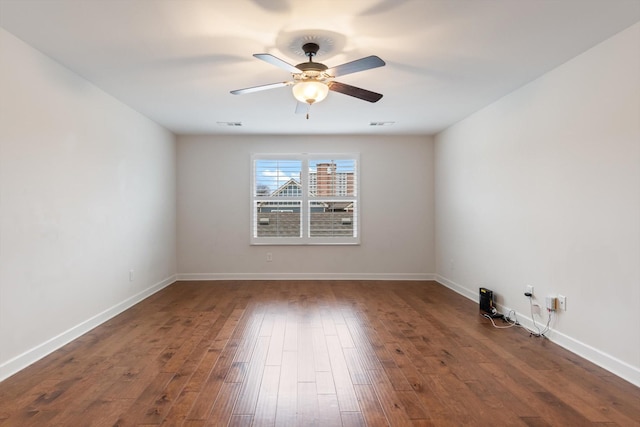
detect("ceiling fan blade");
top-left (230, 81), bottom-right (292, 95)
top-left (328, 81), bottom-right (383, 103)
top-left (325, 55), bottom-right (385, 77)
top-left (294, 101), bottom-right (309, 114)
top-left (254, 53), bottom-right (301, 73)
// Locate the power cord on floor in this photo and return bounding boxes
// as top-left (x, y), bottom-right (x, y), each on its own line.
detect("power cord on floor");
top-left (482, 300), bottom-right (553, 338)
top-left (526, 295), bottom-right (552, 337)
top-left (483, 310), bottom-right (518, 329)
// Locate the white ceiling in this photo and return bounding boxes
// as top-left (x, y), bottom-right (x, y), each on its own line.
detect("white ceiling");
top-left (1, 0), bottom-right (639, 135)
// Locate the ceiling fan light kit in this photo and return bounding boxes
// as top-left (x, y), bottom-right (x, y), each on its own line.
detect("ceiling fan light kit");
top-left (231, 41), bottom-right (385, 118)
top-left (291, 43), bottom-right (329, 106)
top-left (292, 80), bottom-right (329, 104)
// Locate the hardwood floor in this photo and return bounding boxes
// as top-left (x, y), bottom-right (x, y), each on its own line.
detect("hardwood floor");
top-left (0, 280), bottom-right (638, 426)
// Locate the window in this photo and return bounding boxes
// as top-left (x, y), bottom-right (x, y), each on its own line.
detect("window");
top-left (251, 154), bottom-right (359, 245)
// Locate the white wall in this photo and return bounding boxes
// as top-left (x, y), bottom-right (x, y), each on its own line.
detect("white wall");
top-left (177, 135), bottom-right (434, 280)
top-left (435, 23), bottom-right (640, 385)
top-left (0, 28), bottom-right (177, 380)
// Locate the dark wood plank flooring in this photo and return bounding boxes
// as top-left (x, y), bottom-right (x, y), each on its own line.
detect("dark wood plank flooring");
top-left (0, 280), bottom-right (638, 426)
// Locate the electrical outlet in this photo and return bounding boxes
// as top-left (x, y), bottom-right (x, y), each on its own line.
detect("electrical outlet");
top-left (546, 296), bottom-right (558, 311)
top-left (525, 285), bottom-right (534, 296)
top-left (129, 270), bottom-right (134, 282)
top-left (266, 252), bottom-right (272, 262)
top-left (558, 295), bottom-right (566, 310)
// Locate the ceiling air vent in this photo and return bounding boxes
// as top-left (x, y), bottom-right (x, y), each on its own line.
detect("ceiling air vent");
top-left (369, 121), bottom-right (395, 127)
top-left (217, 121), bottom-right (243, 127)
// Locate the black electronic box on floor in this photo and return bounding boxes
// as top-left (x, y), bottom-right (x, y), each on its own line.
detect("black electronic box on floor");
top-left (479, 287), bottom-right (500, 317)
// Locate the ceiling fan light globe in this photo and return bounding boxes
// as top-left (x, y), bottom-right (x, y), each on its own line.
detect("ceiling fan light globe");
top-left (292, 81), bottom-right (329, 105)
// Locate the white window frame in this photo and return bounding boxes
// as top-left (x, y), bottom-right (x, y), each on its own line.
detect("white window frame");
top-left (251, 153), bottom-right (360, 245)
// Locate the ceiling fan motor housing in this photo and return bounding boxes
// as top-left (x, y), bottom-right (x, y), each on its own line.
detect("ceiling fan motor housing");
top-left (295, 61), bottom-right (328, 73)
top-left (295, 43), bottom-right (328, 80)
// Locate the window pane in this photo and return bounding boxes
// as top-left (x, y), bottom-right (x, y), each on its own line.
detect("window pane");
top-left (252, 154), bottom-right (359, 245)
top-left (309, 200), bottom-right (356, 237)
top-left (255, 201), bottom-right (301, 237)
top-left (308, 159), bottom-right (356, 197)
top-left (255, 160), bottom-right (302, 197)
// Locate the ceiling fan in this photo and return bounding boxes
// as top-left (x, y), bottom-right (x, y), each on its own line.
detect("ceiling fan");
top-left (230, 42), bottom-right (385, 118)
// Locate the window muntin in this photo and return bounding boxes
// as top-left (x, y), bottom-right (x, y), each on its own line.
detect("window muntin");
top-left (251, 154), bottom-right (359, 245)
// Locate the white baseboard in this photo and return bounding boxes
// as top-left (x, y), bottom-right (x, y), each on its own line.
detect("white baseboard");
top-left (0, 274), bottom-right (177, 382)
top-left (176, 272), bottom-right (436, 281)
top-left (498, 301), bottom-right (640, 387)
top-left (434, 274), bottom-right (478, 301)
top-left (434, 275), bottom-right (640, 388)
